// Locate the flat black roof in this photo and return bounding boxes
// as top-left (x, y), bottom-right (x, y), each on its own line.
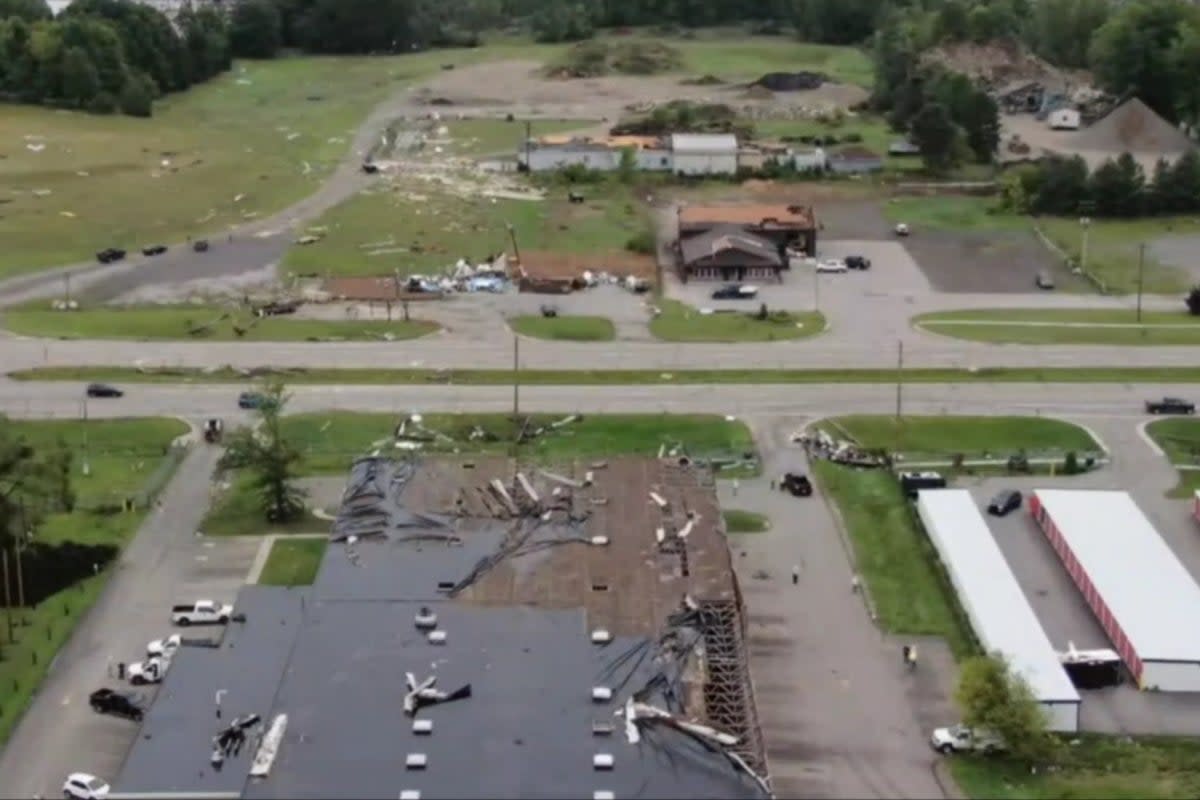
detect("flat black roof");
top-left (114, 457), bottom-right (768, 800)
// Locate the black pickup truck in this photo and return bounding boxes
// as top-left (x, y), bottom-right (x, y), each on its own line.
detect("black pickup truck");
top-left (1146, 397), bottom-right (1196, 415)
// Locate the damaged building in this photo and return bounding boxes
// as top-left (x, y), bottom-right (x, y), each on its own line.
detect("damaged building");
top-left (110, 456), bottom-right (771, 800)
top-left (675, 203), bottom-right (817, 282)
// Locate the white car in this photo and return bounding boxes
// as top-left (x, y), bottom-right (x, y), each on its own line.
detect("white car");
top-left (895, 222), bottom-right (910, 236)
top-left (930, 724), bottom-right (1004, 755)
top-left (63, 773), bottom-right (110, 800)
top-left (146, 634), bottom-right (181, 659)
top-left (816, 259), bottom-right (848, 273)
top-left (127, 656), bottom-right (169, 686)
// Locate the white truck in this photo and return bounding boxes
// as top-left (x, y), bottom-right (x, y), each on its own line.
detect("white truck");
top-left (171, 600), bottom-right (233, 626)
top-left (127, 655), bottom-right (169, 686)
top-left (146, 634), bottom-right (182, 659)
top-left (930, 724), bottom-right (1004, 755)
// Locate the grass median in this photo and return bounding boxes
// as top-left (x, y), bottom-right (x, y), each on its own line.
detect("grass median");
top-left (510, 315), bottom-right (616, 342)
top-left (1144, 418), bottom-right (1200, 499)
top-left (722, 509), bottom-right (769, 533)
top-left (3, 306), bottom-right (438, 342)
top-left (916, 308), bottom-right (1200, 346)
top-left (822, 414), bottom-right (1100, 461)
top-left (650, 300), bottom-right (824, 342)
top-left (0, 417), bottom-right (189, 747)
top-left (22, 365), bottom-right (1200, 386)
top-left (258, 538), bottom-right (328, 587)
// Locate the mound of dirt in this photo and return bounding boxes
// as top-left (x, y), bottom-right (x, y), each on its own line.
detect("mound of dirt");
top-left (923, 40), bottom-right (1081, 90)
top-left (1068, 98), bottom-right (1193, 154)
top-left (546, 40), bottom-right (684, 79)
top-left (752, 71), bottom-right (826, 92)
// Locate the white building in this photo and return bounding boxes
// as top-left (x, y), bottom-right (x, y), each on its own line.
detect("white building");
top-left (670, 133), bottom-right (738, 176)
top-left (1048, 108), bottom-right (1081, 131)
top-left (791, 147), bottom-right (827, 173)
top-left (518, 140), bottom-right (619, 173)
top-left (1032, 489), bottom-right (1200, 692)
top-left (917, 490), bottom-right (1080, 731)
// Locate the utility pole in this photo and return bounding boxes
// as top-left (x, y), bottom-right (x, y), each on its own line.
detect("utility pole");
top-left (15, 502), bottom-right (26, 626)
top-left (895, 340), bottom-right (904, 424)
top-left (64, 271), bottom-right (71, 305)
top-left (1080, 217), bottom-right (1091, 274)
top-left (812, 265), bottom-right (820, 313)
top-left (511, 333), bottom-right (521, 463)
top-left (81, 395), bottom-right (90, 477)
top-left (1136, 242), bottom-right (1146, 323)
top-left (2, 549), bottom-right (12, 644)
top-left (524, 120), bottom-right (532, 172)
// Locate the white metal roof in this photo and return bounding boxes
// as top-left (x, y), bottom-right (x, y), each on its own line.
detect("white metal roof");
top-left (1035, 489), bottom-right (1200, 663)
top-left (917, 490), bottom-right (1079, 703)
top-left (670, 134), bottom-right (738, 153)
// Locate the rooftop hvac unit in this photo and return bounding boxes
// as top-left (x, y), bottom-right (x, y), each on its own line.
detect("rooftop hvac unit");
top-left (405, 753), bottom-right (428, 770)
top-left (412, 719), bottom-right (433, 735)
top-left (427, 630), bottom-right (447, 645)
top-left (593, 753), bottom-right (614, 770)
top-left (594, 792), bottom-right (615, 800)
top-left (590, 536), bottom-right (610, 546)
top-left (591, 629), bottom-right (612, 644)
top-left (414, 607), bottom-right (438, 629)
top-left (400, 792), bottom-right (421, 800)
top-left (591, 686), bottom-right (612, 702)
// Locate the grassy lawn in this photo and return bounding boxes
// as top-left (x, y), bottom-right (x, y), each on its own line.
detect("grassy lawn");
top-left (258, 538), bottom-right (328, 586)
top-left (282, 179), bottom-right (650, 278)
top-left (822, 414), bottom-right (1099, 462)
top-left (202, 475), bottom-right (328, 537)
top-left (650, 300), bottom-right (825, 342)
top-left (881, 196), bottom-right (1029, 233)
top-left (722, 509), bottom-right (769, 533)
top-left (510, 315), bottom-right (615, 341)
top-left (951, 735), bottom-right (1200, 799)
top-left (1145, 419), bottom-right (1200, 499)
top-left (916, 308), bottom-right (1200, 346)
top-left (23, 365), bottom-right (1200, 385)
top-left (0, 417), bottom-right (188, 747)
top-left (676, 37), bottom-right (872, 85)
top-left (3, 306), bottom-right (438, 341)
top-left (279, 411), bottom-right (757, 476)
top-left (1038, 217), bottom-right (1198, 295)
top-left (813, 461), bottom-right (973, 656)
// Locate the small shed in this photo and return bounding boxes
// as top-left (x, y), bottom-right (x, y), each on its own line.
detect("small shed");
top-left (671, 133), bottom-right (739, 176)
top-left (1048, 108), bottom-right (1081, 131)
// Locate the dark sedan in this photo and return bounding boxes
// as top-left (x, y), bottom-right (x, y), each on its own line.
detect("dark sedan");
top-left (710, 284), bottom-right (758, 300)
top-left (86, 383), bottom-right (123, 398)
top-left (89, 688), bottom-right (144, 721)
top-left (95, 248), bottom-right (126, 264)
top-left (142, 244), bottom-right (168, 256)
top-left (986, 489), bottom-right (1022, 517)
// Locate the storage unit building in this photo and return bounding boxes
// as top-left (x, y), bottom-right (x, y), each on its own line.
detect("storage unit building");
top-left (671, 134), bottom-right (739, 176)
top-left (1030, 489), bottom-right (1200, 691)
top-left (917, 490), bottom-right (1081, 731)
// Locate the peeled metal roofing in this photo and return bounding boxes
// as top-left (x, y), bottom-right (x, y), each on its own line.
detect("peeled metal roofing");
top-left (670, 134), bottom-right (738, 153)
top-left (1034, 489), bottom-right (1200, 663)
top-left (917, 490), bottom-right (1079, 704)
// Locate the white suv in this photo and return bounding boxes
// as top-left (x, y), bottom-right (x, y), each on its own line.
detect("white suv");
top-left (63, 773), bottom-right (110, 800)
top-left (930, 724), bottom-right (1005, 755)
top-left (816, 259), bottom-right (847, 273)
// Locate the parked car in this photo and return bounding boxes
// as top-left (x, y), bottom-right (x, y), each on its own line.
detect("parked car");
top-left (171, 599), bottom-right (233, 626)
top-left (894, 223), bottom-right (910, 237)
top-left (141, 244), bottom-right (167, 256)
top-left (146, 633), bottom-right (182, 659)
top-left (710, 284), bottom-right (758, 300)
top-left (63, 773), bottom-right (110, 800)
top-left (899, 471), bottom-right (947, 498)
top-left (237, 391), bottom-right (276, 410)
top-left (780, 472), bottom-right (812, 497)
top-left (86, 383), bottom-right (123, 398)
top-left (203, 418), bottom-right (224, 444)
top-left (127, 656), bottom-right (169, 685)
top-left (930, 724), bottom-right (1004, 755)
top-left (845, 255), bottom-right (871, 270)
top-left (1036, 271), bottom-right (1056, 290)
top-left (986, 489), bottom-right (1022, 517)
top-left (192, 239), bottom-right (210, 253)
top-left (1146, 397), bottom-right (1196, 415)
top-left (89, 688), bottom-right (144, 721)
top-left (816, 259), bottom-right (848, 273)
top-left (95, 248), bottom-right (125, 264)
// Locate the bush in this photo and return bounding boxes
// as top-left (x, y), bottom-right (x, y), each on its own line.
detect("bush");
top-left (1187, 286), bottom-right (1200, 316)
top-left (86, 91), bottom-right (116, 114)
top-left (625, 229), bottom-right (656, 254)
top-left (843, 132), bottom-right (863, 143)
top-left (118, 73), bottom-right (155, 118)
top-left (1063, 451), bottom-right (1079, 475)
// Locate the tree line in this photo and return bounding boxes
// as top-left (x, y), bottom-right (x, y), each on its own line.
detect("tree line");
top-left (1002, 151), bottom-right (1200, 219)
top-left (0, 0), bottom-right (229, 116)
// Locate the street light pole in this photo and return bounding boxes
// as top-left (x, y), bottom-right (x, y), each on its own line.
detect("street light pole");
top-left (1137, 242), bottom-right (1146, 323)
top-left (1080, 217), bottom-right (1091, 275)
top-left (812, 265), bottom-right (820, 313)
top-left (81, 395), bottom-right (90, 477)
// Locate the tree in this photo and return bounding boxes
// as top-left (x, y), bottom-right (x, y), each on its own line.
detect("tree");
top-left (1029, 0), bottom-right (1110, 69)
top-left (616, 146), bottom-right (636, 184)
top-left (230, 0), bottom-right (282, 58)
top-left (59, 45), bottom-right (100, 107)
top-left (955, 653), bottom-right (1060, 765)
top-left (0, 417), bottom-right (73, 553)
top-left (1169, 20), bottom-right (1200, 128)
top-left (793, 0), bottom-right (883, 45)
top-left (1030, 155), bottom-right (1089, 215)
top-left (118, 69), bottom-right (154, 116)
top-left (1089, 153), bottom-right (1145, 216)
top-left (0, 0), bottom-right (50, 22)
top-left (216, 382), bottom-right (307, 524)
top-left (1186, 285), bottom-right (1200, 315)
top-left (910, 102), bottom-right (959, 173)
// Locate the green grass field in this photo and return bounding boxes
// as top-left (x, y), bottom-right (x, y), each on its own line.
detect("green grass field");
top-left (813, 461), bottom-right (973, 656)
top-left (1144, 418), bottom-right (1200, 498)
top-left (952, 735), bottom-right (1200, 800)
top-left (880, 196), bottom-right (1029, 233)
top-left (22, 365), bottom-right (1200, 385)
top-left (916, 308), bottom-right (1200, 346)
top-left (510, 315), bottom-right (616, 341)
top-left (650, 300), bottom-right (824, 342)
top-left (822, 414), bottom-right (1099, 461)
top-left (1039, 217), bottom-right (1198, 295)
top-left (675, 36), bottom-right (872, 85)
top-left (282, 180), bottom-right (650, 278)
top-left (202, 474), bottom-right (328, 536)
top-left (722, 509), bottom-right (769, 533)
top-left (258, 538), bottom-right (328, 586)
top-left (0, 416), bottom-right (188, 747)
top-left (2, 306), bottom-right (438, 341)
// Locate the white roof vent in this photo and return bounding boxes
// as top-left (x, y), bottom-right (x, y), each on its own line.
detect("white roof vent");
top-left (593, 753), bottom-right (615, 770)
top-left (414, 607), bottom-right (438, 629)
top-left (427, 629), bottom-right (447, 645)
top-left (590, 535), bottom-right (610, 546)
top-left (591, 629), bottom-right (612, 644)
top-left (405, 753), bottom-right (427, 770)
top-left (594, 792), bottom-right (615, 800)
top-left (412, 718), bottom-right (433, 735)
top-left (400, 792), bottom-right (421, 800)
top-left (591, 686), bottom-right (612, 702)
top-left (591, 721), bottom-right (614, 736)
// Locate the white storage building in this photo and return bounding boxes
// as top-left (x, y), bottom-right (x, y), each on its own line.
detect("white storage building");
top-left (917, 490), bottom-right (1080, 731)
top-left (1031, 489), bottom-right (1200, 692)
top-left (671, 134), bottom-right (738, 176)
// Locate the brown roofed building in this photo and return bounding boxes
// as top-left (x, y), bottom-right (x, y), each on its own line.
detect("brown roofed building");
top-left (678, 224), bottom-right (785, 283)
top-left (677, 202), bottom-right (817, 257)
